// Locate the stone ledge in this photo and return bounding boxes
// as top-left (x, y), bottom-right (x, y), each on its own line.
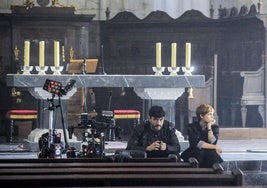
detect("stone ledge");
top-left (220, 128), bottom-right (267, 140)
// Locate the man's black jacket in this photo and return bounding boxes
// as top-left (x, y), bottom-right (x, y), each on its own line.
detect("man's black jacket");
top-left (126, 120), bottom-right (180, 157)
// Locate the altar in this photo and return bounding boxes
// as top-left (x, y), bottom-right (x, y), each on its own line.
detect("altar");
top-left (6, 74), bottom-right (204, 89)
top-left (6, 74), bottom-right (205, 149)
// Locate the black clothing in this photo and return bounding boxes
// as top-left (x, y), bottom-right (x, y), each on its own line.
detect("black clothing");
top-left (181, 121), bottom-right (223, 168)
top-left (126, 120), bottom-right (180, 158)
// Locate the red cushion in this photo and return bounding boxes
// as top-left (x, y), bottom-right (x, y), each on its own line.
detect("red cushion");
top-left (114, 110), bottom-right (140, 115)
top-left (6, 109), bottom-right (38, 119)
top-left (7, 110), bottom-right (38, 115)
top-left (114, 110), bottom-right (140, 119)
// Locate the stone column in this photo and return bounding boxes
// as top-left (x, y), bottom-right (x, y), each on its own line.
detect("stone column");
top-left (258, 14), bottom-right (267, 128)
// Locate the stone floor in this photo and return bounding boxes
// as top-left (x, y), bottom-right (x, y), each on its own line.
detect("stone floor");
top-left (0, 133), bottom-right (267, 186)
top-left (0, 140), bottom-right (267, 160)
top-left (0, 139), bottom-right (267, 186)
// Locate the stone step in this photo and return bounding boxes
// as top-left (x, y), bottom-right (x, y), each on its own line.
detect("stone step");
top-left (244, 172), bottom-right (267, 186)
top-left (222, 160), bottom-right (267, 172)
top-left (220, 128), bottom-right (267, 140)
top-left (221, 160), bottom-right (267, 186)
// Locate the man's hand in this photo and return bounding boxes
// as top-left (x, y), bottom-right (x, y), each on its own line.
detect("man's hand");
top-left (146, 141), bottom-right (166, 151)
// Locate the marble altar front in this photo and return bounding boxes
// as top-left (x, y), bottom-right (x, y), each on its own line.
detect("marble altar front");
top-left (7, 74), bottom-right (204, 88)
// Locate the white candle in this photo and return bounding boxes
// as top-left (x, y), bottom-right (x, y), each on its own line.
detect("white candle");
top-left (54, 41), bottom-right (60, 67)
top-left (39, 41), bottom-right (45, 67)
top-left (156, 42), bottom-right (161, 67)
top-left (171, 43), bottom-right (177, 67)
top-left (24, 41), bottom-right (30, 67)
top-left (185, 43), bottom-right (191, 68)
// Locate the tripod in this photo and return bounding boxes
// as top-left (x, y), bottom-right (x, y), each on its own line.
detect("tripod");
top-left (38, 79), bottom-right (75, 159)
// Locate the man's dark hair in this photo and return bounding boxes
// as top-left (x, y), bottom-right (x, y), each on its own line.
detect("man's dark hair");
top-left (149, 105), bottom-right (166, 118)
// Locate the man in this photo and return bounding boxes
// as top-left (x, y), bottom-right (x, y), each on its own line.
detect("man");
top-left (126, 105), bottom-right (180, 158)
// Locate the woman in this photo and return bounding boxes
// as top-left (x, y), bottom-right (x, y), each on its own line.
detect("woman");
top-left (181, 104), bottom-right (223, 168)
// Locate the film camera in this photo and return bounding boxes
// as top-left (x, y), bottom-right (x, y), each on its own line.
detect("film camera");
top-left (38, 130), bottom-right (62, 159)
top-left (68, 113), bottom-right (106, 158)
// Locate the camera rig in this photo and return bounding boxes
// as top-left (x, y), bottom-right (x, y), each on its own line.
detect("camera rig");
top-left (67, 112), bottom-right (109, 158)
top-left (38, 79), bottom-right (76, 159)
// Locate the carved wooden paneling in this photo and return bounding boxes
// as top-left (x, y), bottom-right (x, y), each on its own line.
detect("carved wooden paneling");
top-left (0, 7), bottom-right (95, 135)
top-left (101, 9), bottom-right (265, 127)
top-left (0, 7), bottom-right (265, 130)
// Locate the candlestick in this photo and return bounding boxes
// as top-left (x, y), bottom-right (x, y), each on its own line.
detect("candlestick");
top-left (35, 66), bottom-right (48, 75)
top-left (61, 46), bottom-right (65, 62)
top-left (39, 41), bottom-right (45, 67)
top-left (188, 88), bottom-right (194, 98)
top-left (185, 43), bottom-right (191, 68)
top-left (168, 67), bottom-right (180, 76)
top-left (70, 46), bottom-right (74, 60)
top-left (156, 42), bottom-right (161, 67)
top-left (21, 66), bottom-right (33, 75)
top-left (182, 66), bottom-right (194, 76)
top-left (152, 66), bottom-right (165, 76)
top-left (14, 45), bottom-right (20, 61)
top-left (54, 41), bottom-right (60, 67)
top-left (171, 43), bottom-right (177, 67)
top-left (24, 41), bottom-right (30, 67)
top-left (51, 66), bottom-right (63, 75)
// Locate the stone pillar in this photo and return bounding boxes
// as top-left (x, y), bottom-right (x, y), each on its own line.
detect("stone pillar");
top-left (258, 14), bottom-right (267, 128)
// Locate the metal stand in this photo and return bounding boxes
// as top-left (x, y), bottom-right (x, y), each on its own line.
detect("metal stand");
top-left (98, 44), bottom-right (107, 75)
top-left (39, 94), bottom-right (67, 158)
top-left (104, 91), bottom-right (117, 141)
top-left (38, 79), bottom-right (75, 158)
top-left (82, 58), bottom-right (88, 113)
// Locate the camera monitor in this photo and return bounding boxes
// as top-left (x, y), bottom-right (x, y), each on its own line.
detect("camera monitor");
top-left (43, 79), bottom-right (76, 96)
top-left (43, 79), bottom-right (62, 95)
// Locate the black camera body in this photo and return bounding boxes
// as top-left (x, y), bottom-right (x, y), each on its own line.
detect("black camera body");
top-left (68, 113), bottom-right (106, 158)
top-left (78, 128), bottom-right (105, 158)
top-left (38, 130), bottom-right (62, 159)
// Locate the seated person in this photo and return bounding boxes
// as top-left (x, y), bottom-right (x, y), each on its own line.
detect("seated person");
top-left (126, 105), bottom-right (180, 158)
top-left (181, 104), bottom-right (223, 168)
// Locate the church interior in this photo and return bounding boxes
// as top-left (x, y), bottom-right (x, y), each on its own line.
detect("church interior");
top-left (0, 0), bottom-right (267, 187)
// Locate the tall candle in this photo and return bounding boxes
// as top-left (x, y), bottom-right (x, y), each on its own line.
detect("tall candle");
top-left (54, 41), bottom-right (60, 67)
top-left (185, 43), bottom-right (191, 68)
top-left (39, 41), bottom-right (45, 67)
top-left (171, 43), bottom-right (177, 67)
top-left (24, 41), bottom-right (30, 67)
top-left (156, 42), bottom-right (161, 67)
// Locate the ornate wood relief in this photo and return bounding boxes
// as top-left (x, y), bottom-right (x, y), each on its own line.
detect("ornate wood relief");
top-left (101, 7), bottom-right (265, 128)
